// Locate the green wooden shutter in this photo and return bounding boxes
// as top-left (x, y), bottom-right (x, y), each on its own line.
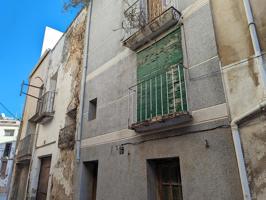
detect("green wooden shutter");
top-left (136, 28), bottom-right (187, 122)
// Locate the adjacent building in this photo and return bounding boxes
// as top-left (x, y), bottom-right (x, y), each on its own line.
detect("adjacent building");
top-left (211, 0), bottom-right (266, 199)
top-left (9, 9), bottom-right (87, 200)
top-left (0, 114), bottom-right (20, 199)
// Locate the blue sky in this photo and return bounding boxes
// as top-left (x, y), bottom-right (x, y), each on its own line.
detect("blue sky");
top-left (0, 1), bottom-right (81, 118)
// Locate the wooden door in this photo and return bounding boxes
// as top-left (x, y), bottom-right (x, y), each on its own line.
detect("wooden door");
top-left (36, 157), bottom-right (51, 200)
top-left (148, 0), bottom-right (163, 21)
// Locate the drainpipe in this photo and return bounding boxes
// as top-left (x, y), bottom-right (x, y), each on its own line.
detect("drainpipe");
top-left (242, 0), bottom-right (266, 89)
top-left (230, 2), bottom-right (266, 199)
top-left (76, 1), bottom-right (93, 162)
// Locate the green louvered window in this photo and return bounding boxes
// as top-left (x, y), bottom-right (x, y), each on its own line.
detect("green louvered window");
top-left (136, 28), bottom-right (187, 122)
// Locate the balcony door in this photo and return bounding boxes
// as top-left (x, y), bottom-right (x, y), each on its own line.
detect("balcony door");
top-left (148, 0), bottom-right (163, 21)
top-left (36, 156), bottom-right (51, 200)
top-left (136, 28), bottom-right (186, 122)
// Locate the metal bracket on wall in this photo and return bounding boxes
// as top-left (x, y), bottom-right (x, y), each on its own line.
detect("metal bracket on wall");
top-left (20, 80), bottom-right (42, 100)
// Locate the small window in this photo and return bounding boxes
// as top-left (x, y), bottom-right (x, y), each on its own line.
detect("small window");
top-left (3, 143), bottom-right (12, 157)
top-left (50, 71), bottom-right (58, 92)
top-left (0, 160), bottom-right (7, 178)
top-left (4, 129), bottom-right (14, 136)
top-left (147, 158), bottom-right (183, 200)
top-left (88, 98), bottom-right (97, 121)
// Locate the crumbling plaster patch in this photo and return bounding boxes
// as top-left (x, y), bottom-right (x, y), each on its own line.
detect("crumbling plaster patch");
top-left (49, 8), bottom-right (87, 199)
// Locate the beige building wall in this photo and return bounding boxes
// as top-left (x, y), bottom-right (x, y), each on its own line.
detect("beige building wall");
top-left (19, 54), bottom-right (48, 140)
top-left (210, 0), bottom-right (266, 199)
top-left (251, 0), bottom-right (266, 51)
top-left (9, 52), bottom-right (48, 200)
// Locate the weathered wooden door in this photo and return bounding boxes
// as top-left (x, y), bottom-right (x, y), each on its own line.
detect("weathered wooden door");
top-left (148, 0), bottom-right (163, 21)
top-left (36, 156), bottom-right (51, 200)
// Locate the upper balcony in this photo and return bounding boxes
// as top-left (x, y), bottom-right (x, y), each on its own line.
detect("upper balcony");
top-left (16, 134), bottom-right (35, 162)
top-left (122, 0), bottom-right (181, 51)
top-left (128, 64), bottom-right (192, 133)
top-left (29, 91), bottom-right (56, 124)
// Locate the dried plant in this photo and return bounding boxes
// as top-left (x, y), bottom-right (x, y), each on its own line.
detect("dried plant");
top-left (123, 0), bottom-right (146, 29)
top-left (64, 0), bottom-right (146, 40)
top-left (63, 0), bottom-right (89, 10)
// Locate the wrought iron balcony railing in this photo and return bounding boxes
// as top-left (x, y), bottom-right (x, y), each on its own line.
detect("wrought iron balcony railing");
top-left (123, 0), bottom-right (146, 36)
top-left (30, 91), bottom-right (56, 124)
top-left (128, 65), bottom-right (191, 133)
top-left (123, 5), bottom-right (181, 50)
top-left (16, 134), bottom-right (35, 161)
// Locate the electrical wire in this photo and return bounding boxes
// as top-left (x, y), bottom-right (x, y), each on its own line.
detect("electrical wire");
top-left (0, 102), bottom-right (20, 120)
top-left (121, 124), bottom-right (230, 147)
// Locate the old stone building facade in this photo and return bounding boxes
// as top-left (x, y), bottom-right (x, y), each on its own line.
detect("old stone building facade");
top-left (9, 0), bottom-right (266, 200)
top-left (75, 0), bottom-right (245, 199)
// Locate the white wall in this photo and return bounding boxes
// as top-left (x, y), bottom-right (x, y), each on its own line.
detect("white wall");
top-left (0, 118), bottom-right (20, 195)
top-left (41, 27), bottom-right (63, 56)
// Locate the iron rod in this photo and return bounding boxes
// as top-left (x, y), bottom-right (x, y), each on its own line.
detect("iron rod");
top-left (150, 78), bottom-right (152, 119)
top-left (166, 71), bottom-right (169, 114)
top-left (145, 81), bottom-right (148, 120)
top-left (178, 65), bottom-right (184, 111)
top-left (171, 68), bottom-right (176, 112)
top-left (155, 76), bottom-right (158, 116)
top-left (160, 74), bottom-right (163, 115)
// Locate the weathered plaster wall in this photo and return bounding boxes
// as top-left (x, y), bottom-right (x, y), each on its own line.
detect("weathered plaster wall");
top-left (210, 0), bottom-right (254, 66)
top-left (240, 115), bottom-right (266, 200)
top-left (210, 1), bottom-right (266, 199)
top-left (222, 59), bottom-right (264, 119)
top-left (19, 56), bottom-right (48, 140)
top-left (26, 8), bottom-right (87, 200)
top-left (250, 0), bottom-right (266, 51)
top-left (210, 0), bottom-right (265, 119)
top-left (49, 8), bottom-right (86, 200)
top-left (209, 0), bottom-right (266, 125)
top-left (9, 48), bottom-right (48, 200)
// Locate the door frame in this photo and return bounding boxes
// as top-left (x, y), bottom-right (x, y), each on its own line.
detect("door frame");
top-left (36, 155), bottom-right (52, 200)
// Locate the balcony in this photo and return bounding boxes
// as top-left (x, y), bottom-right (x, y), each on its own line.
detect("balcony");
top-left (16, 134), bottom-right (35, 162)
top-left (128, 65), bottom-right (192, 133)
top-left (29, 91), bottom-right (56, 124)
top-left (123, 3), bottom-right (181, 51)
